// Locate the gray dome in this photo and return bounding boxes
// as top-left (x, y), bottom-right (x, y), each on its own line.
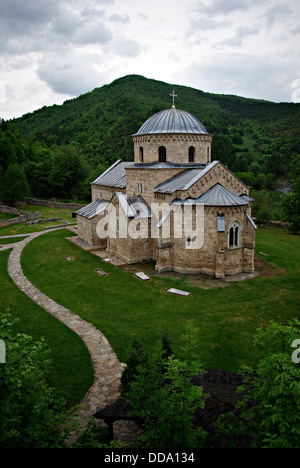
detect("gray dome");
top-left (133, 108), bottom-right (209, 136)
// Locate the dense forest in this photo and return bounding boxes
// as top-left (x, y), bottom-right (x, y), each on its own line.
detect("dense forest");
top-left (0, 74), bottom-right (299, 230)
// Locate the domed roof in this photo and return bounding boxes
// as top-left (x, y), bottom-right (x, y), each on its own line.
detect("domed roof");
top-left (133, 107), bottom-right (209, 136)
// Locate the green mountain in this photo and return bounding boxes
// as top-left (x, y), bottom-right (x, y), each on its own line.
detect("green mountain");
top-left (1, 74), bottom-right (299, 207)
top-left (11, 74), bottom-right (300, 170)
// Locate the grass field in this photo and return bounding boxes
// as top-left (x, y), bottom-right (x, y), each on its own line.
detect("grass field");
top-left (0, 247), bottom-right (94, 405)
top-left (0, 204), bottom-right (76, 236)
top-left (0, 213), bottom-right (16, 220)
top-left (19, 227), bottom-right (300, 375)
top-left (0, 236), bottom-right (28, 245)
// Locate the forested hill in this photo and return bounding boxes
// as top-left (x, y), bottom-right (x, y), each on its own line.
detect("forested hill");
top-left (11, 74), bottom-right (300, 169)
top-left (1, 74), bottom-right (300, 219)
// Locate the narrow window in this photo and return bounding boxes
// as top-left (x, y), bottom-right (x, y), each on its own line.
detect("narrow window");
top-left (139, 147), bottom-right (144, 163)
top-left (228, 221), bottom-right (241, 248)
top-left (159, 146), bottom-right (167, 162)
top-left (116, 216), bottom-right (119, 233)
top-left (186, 236), bottom-right (192, 248)
top-left (217, 214), bottom-right (225, 232)
top-left (189, 146), bottom-right (195, 163)
top-left (235, 226), bottom-right (239, 246)
top-left (137, 182), bottom-right (143, 194)
top-left (207, 146), bottom-right (210, 162)
top-left (229, 227), bottom-right (234, 247)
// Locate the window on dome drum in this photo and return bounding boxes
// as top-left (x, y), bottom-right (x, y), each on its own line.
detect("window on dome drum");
top-left (159, 146), bottom-right (167, 162)
top-left (189, 146), bottom-right (195, 163)
top-left (139, 147), bottom-right (144, 163)
top-left (228, 221), bottom-right (241, 248)
top-left (137, 182), bottom-right (143, 194)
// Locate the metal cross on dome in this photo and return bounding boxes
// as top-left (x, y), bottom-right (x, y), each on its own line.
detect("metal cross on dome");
top-left (170, 90), bottom-right (177, 108)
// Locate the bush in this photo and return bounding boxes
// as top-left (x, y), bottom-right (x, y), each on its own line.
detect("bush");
top-left (125, 321), bottom-right (208, 448)
top-left (214, 319), bottom-right (300, 448)
top-left (0, 311), bottom-right (78, 448)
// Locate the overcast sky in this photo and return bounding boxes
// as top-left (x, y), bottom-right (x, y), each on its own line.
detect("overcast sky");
top-left (0, 0), bottom-right (300, 120)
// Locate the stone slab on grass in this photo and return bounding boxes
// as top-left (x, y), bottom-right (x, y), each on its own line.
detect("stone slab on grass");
top-left (135, 272), bottom-right (150, 281)
top-left (167, 288), bottom-right (191, 296)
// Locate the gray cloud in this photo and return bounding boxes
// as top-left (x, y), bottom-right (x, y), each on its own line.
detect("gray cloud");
top-left (109, 14), bottom-right (130, 23)
top-left (37, 53), bottom-right (112, 96)
top-left (72, 22), bottom-right (113, 45)
top-left (52, 10), bottom-right (84, 36)
top-left (264, 4), bottom-right (293, 26)
top-left (194, 0), bottom-right (264, 17)
top-left (113, 39), bottom-right (142, 57)
top-left (221, 24), bottom-right (261, 47)
top-left (181, 53), bottom-right (298, 102)
top-left (50, 8), bottom-right (113, 45)
top-left (0, 0), bottom-right (59, 24)
top-left (190, 17), bottom-right (233, 31)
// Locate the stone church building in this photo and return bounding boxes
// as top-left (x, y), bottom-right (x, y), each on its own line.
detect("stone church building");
top-left (76, 99), bottom-right (257, 279)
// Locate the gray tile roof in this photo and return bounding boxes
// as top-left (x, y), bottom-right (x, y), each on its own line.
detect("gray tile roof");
top-left (153, 161), bottom-right (219, 194)
top-left (131, 161), bottom-right (206, 170)
top-left (115, 193), bottom-right (152, 219)
top-left (92, 160), bottom-right (135, 188)
top-left (172, 183), bottom-right (250, 207)
top-left (76, 199), bottom-right (109, 219)
top-left (92, 159), bottom-right (206, 189)
top-left (198, 184), bottom-right (250, 206)
top-left (133, 108), bottom-right (210, 136)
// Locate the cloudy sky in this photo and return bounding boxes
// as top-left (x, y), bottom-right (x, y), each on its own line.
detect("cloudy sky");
top-left (0, 0), bottom-right (300, 120)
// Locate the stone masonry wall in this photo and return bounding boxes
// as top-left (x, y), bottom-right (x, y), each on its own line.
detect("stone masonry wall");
top-left (133, 134), bottom-right (212, 164)
top-left (91, 185), bottom-right (125, 203)
top-left (0, 205), bottom-right (42, 228)
top-left (27, 198), bottom-right (85, 210)
top-left (125, 167), bottom-right (184, 203)
top-left (155, 205), bottom-right (256, 277)
top-left (77, 214), bottom-right (107, 248)
top-left (175, 161), bottom-right (249, 199)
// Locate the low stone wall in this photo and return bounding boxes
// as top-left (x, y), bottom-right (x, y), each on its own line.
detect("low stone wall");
top-left (0, 205), bottom-right (26, 216)
top-left (27, 198), bottom-right (86, 210)
top-left (0, 205), bottom-right (42, 228)
top-left (266, 220), bottom-right (291, 229)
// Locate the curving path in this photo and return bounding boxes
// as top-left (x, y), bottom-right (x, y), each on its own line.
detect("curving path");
top-left (1, 228), bottom-right (125, 432)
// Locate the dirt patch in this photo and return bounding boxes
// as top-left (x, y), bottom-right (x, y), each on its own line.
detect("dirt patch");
top-left (255, 254), bottom-right (286, 278)
top-left (120, 263), bottom-right (229, 289)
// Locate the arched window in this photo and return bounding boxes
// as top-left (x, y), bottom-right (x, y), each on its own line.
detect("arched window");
top-left (189, 146), bottom-right (195, 163)
top-left (228, 220), bottom-right (242, 248)
top-left (158, 146), bottom-right (167, 162)
top-left (139, 147), bottom-right (144, 163)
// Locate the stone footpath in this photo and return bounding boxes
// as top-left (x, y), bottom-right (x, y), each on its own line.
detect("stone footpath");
top-left (1, 228), bottom-right (136, 443)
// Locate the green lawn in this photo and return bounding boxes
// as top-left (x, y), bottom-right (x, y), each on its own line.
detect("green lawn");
top-left (0, 236), bottom-right (29, 245)
top-left (18, 203), bottom-right (79, 221)
top-left (20, 227), bottom-right (300, 374)
top-left (0, 204), bottom-right (76, 237)
top-left (0, 248), bottom-right (94, 405)
top-left (0, 213), bottom-right (16, 220)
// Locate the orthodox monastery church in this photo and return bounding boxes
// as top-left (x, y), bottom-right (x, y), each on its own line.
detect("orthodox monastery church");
top-left (77, 96), bottom-right (257, 279)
